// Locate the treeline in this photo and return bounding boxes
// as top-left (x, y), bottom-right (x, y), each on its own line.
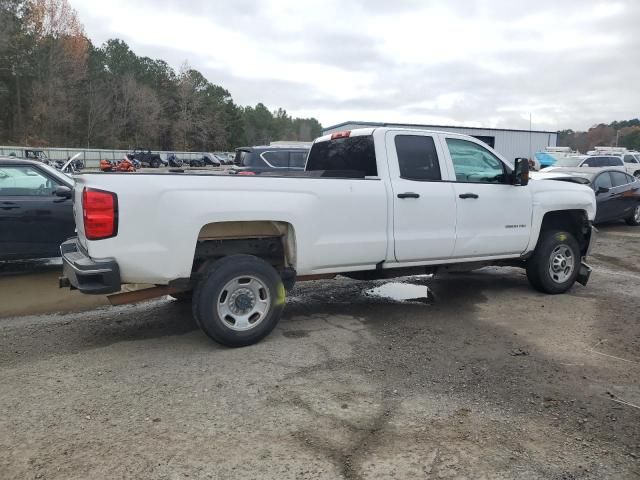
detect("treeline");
top-left (0, 0), bottom-right (322, 150)
top-left (558, 119), bottom-right (640, 153)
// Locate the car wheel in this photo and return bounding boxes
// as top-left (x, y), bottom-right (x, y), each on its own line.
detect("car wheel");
top-left (626, 205), bottom-right (640, 226)
top-left (526, 230), bottom-right (580, 294)
top-left (192, 255), bottom-right (285, 347)
top-left (151, 159), bottom-right (161, 168)
top-left (634, 171), bottom-right (640, 179)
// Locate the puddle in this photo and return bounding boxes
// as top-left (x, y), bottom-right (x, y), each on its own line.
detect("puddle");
top-left (364, 282), bottom-right (432, 304)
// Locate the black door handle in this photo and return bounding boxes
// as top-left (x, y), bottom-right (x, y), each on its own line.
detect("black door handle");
top-left (458, 193), bottom-right (479, 199)
top-left (397, 192), bottom-right (420, 199)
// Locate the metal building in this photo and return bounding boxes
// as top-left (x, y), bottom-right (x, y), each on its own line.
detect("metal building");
top-left (323, 121), bottom-right (558, 161)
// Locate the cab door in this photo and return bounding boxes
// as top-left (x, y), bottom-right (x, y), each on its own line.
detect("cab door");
top-left (0, 164), bottom-right (74, 259)
top-left (442, 136), bottom-right (532, 258)
top-left (386, 130), bottom-right (457, 262)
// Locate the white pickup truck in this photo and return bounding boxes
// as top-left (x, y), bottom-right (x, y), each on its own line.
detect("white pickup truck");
top-left (60, 128), bottom-right (597, 346)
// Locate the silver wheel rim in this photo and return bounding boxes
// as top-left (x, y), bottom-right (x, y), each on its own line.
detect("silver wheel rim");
top-left (548, 244), bottom-right (575, 284)
top-left (634, 205), bottom-right (640, 223)
top-left (216, 276), bottom-right (271, 331)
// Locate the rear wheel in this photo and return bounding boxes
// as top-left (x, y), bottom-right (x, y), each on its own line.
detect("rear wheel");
top-left (151, 158), bottom-right (161, 168)
top-left (626, 205), bottom-right (640, 226)
top-left (526, 230), bottom-right (580, 294)
top-left (192, 255), bottom-right (285, 347)
top-left (634, 171), bottom-right (640, 179)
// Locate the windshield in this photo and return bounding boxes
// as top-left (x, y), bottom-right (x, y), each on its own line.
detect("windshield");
top-left (553, 156), bottom-right (584, 167)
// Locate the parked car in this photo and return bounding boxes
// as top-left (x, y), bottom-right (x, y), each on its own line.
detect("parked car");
top-left (231, 145), bottom-right (310, 174)
top-left (166, 153), bottom-right (184, 168)
top-left (0, 157), bottom-right (75, 260)
top-left (201, 153), bottom-right (222, 167)
top-left (536, 167), bottom-right (640, 225)
top-left (127, 148), bottom-right (166, 168)
top-left (543, 154), bottom-right (640, 178)
top-left (60, 128), bottom-right (596, 347)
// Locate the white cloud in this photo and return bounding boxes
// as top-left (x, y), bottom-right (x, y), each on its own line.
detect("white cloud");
top-left (71, 0), bottom-right (640, 130)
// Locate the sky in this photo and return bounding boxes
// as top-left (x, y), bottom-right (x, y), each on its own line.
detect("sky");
top-left (71, 0), bottom-right (640, 131)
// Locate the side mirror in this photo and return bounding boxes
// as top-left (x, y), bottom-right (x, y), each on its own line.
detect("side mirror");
top-left (596, 186), bottom-right (610, 195)
top-left (54, 185), bottom-right (72, 199)
top-left (512, 157), bottom-right (530, 186)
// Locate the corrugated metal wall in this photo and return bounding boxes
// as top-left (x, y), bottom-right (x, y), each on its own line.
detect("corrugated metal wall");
top-left (324, 122), bottom-right (558, 161)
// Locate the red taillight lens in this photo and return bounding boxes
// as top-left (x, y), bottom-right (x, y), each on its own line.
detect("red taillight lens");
top-left (83, 188), bottom-right (118, 240)
top-left (331, 130), bottom-right (351, 140)
top-left (238, 171), bottom-right (256, 175)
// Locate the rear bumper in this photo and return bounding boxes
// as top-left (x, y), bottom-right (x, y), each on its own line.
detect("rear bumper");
top-left (59, 238), bottom-right (121, 294)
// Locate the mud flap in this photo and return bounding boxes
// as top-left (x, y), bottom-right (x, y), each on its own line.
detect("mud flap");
top-left (577, 261), bottom-right (592, 287)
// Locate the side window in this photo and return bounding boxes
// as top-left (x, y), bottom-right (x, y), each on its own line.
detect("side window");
top-left (624, 155), bottom-right (637, 164)
top-left (395, 135), bottom-right (441, 181)
top-left (610, 171), bottom-right (630, 187)
top-left (0, 166), bottom-right (59, 196)
top-left (446, 138), bottom-right (505, 183)
top-left (593, 172), bottom-right (612, 190)
top-left (583, 157), bottom-right (600, 167)
top-left (608, 157), bottom-right (623, 167)
top-left (289, 151), bottom-right (308, 169)
top-left (262, 151), bottom-right (290, 168)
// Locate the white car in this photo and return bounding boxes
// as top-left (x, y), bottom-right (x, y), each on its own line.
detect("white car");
top-left (60, 128), bottom-right (597, 346)
top-left (542, 154), bottom-right (640, 177)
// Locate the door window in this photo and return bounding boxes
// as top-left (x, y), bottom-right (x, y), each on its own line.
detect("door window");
top-left (593, 172), bottom-right (613, 190)
top-left (446, 138), bottom-right (506, 183)
top-left (610, 171), bottom-right (631, 187)
top-left (624, 155), bottom-right (638, 164)
top-left (0, 166), bottom-right (60, 196)
top-left (395, 135), bottom-right (441, 181)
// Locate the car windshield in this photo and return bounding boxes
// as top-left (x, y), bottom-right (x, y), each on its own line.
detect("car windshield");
top-left (553, 156), bottom-right (584, 167)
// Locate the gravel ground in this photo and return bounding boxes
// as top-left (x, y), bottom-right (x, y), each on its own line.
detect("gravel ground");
top-left (0, 223), bottom-right (638, 479)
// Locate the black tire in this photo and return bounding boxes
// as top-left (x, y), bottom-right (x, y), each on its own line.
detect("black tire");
top-left (526, 230), bottom-right (581, 294)
top-left (151, 158), bottom-right (161, 168)
top-left (192, 255), bottom-right (285, 347)
top-left (626, 205), bottom-right (640, 226)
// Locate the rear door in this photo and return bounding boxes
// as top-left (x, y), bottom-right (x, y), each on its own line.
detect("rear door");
top-left (443, 136), bottom-right (532, 258)
top-left (0, 165), bottom-right (74, 259)
top-left (610, 171), bottom-right (638, 219)
top-left (386, 130), bottom-right (457, 262)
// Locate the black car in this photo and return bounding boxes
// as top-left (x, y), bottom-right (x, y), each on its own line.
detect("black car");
top-left (547, 167), bottom-right (640, 225)
top-left (232, 146), bottom-right (309, 174)
top-left (0, 157), bottom-right (75, 260)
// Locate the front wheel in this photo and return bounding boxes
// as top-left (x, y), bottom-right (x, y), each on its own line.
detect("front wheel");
top-left (526, 230), bottom-right (581, 294)
top-left (192, 255), bottom-right (285, 347)
top-left (151, 158), bottom-right (161, 168)
top-left (626, 205), bottom-right (640, 226)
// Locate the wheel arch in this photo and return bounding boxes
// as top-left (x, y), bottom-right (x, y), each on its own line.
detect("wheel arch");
top-left (535, 209), bottom-right (592, 256)
top-left (193, 220), bottom-right (297, 272)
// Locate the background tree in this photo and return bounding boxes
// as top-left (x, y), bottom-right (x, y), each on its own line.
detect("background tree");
top-left (0, 0), bottom-right (325, 150)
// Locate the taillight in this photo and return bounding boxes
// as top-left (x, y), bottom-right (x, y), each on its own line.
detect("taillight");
top-left (238, 171), bottom-right (256, 175)
top-left (331, 130), bottom-right (351, 140)
top-left (83, 187), bottom-right (118, 240)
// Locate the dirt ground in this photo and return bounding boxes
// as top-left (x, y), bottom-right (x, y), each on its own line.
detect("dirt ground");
top-left (0, 223), bottom-right (638, 479)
